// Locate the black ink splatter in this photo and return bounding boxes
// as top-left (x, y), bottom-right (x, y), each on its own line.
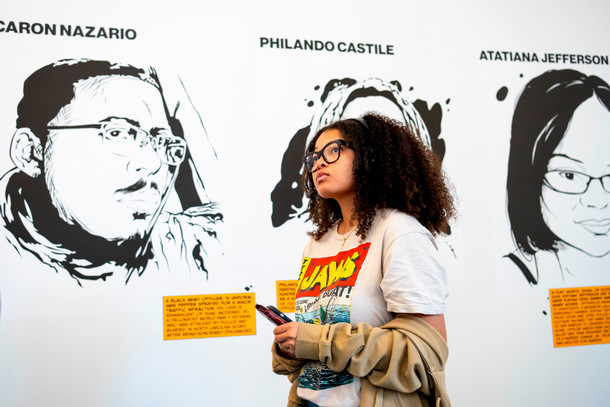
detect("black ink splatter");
top-left (496, 86), bottom-right (508, 101)
top-left (413, 100), bottom-right (445, 162)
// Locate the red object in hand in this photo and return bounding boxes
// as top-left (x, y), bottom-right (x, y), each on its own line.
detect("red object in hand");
top-left (255, 303), bottom-right (288, 325)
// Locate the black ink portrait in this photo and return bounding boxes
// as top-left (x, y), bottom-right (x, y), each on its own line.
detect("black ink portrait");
top-left (0, 59), bottom-right (222, 285)
top-left (271, 77), bottom-right (447, 227)
top-left (505, 69), bottom-right (610, 286)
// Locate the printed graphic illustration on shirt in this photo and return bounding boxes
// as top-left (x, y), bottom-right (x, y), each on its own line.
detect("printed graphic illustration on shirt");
top-left (501, 69), bottom-right (610, 288)
top-left (295, 243), bottom-right (370, 390)
top-left (270, 77), bottom-right (448, 227)
top-left (0, 59), bottom-right (223, 286)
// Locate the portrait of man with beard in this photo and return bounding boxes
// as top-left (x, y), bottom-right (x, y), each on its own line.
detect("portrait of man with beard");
top-left (0, 59), bottom-right (222, 285)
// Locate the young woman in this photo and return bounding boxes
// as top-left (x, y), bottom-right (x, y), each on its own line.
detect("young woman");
top-left (271, 113), bottom-right (455, 407)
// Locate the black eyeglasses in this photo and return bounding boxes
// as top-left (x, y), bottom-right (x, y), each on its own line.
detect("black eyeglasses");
top-left (303, 139), bottom-right (351, 173)
top-left (47, 121), bottom-right (187, 166)
top-left (544, 170), bottom-right (610, 194)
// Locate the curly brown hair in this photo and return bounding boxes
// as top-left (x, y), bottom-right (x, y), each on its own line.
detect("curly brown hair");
top-left (302, 112), bottom-right (455, 240)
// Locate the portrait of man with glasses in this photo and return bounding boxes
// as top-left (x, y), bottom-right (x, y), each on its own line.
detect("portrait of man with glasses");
top-left (0, 59), bottom-right (222, 285)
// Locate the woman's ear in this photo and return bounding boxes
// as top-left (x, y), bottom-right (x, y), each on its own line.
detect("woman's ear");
top-left (10, 128), bottom-right (43, 178)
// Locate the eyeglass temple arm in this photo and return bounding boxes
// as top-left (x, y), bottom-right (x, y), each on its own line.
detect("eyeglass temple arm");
top-left (47, 124), bottom-right (102, 130)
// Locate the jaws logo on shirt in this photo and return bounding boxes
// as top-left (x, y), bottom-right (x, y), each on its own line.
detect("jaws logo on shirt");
top-left (296, 243), bottom-right (370, 298)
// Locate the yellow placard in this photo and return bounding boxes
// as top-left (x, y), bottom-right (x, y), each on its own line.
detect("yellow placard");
top-left (549, 285), bottom-right (610, 348)
top-left (276, 280), bottom-right (298, 313)
top-left (163, 293), bottom-right (256, 340)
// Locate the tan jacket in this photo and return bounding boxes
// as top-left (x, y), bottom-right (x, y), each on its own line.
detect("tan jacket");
top-left (272, 314), bottom-right (450, 407)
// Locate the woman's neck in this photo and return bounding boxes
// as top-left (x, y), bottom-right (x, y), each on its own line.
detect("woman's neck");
top-left (337, 218), bottom-right (356, 235)
top-left (337, 199), bottom-right (356, 234)
top-left (555, 243), bottom-right (610, 277)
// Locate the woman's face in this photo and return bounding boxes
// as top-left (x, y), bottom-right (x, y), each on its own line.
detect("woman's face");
top-left (311, 129), bottom-right (356, 203)
top-left (540, 97), bottom-right (610, 257)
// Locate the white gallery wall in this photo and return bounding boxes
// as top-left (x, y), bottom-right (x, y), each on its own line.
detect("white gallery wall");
top-left (1, 1), bottom-right (609, 406)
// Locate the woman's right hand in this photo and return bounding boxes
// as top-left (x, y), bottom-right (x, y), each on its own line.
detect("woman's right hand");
top-left (273, 321), bottom-right (300, 359)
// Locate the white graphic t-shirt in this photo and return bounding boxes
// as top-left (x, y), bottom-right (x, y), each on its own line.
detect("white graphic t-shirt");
top-left (295, 210), bottom-right (448, 407)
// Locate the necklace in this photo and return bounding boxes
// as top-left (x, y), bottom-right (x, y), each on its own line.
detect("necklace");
top-left (339, 225), bottom-right (356, 250)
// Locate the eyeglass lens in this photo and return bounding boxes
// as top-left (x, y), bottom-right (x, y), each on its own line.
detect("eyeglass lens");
top-left (102, 124), bottom-right (186, 165)
top-left (545, 170), bottom-right (610, 194)
top-left (304, 141), bottom-right (344, 172)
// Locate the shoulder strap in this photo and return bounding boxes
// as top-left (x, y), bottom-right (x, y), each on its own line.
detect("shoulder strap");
top-left (505, 253), bottom-right (537, 286)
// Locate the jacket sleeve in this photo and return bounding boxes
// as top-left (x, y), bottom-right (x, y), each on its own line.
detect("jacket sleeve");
top-left (271, 343), bottom-right (306, 406)
top-left (294, 314), bottom-right (449, 396)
